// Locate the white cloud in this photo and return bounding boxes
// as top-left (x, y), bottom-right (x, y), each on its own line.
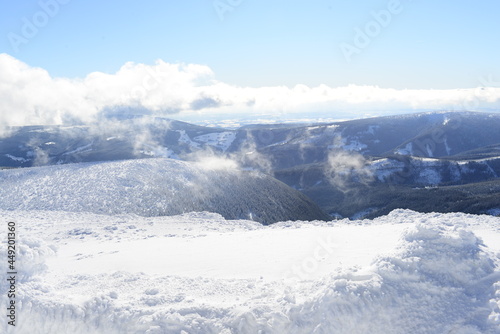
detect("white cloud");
top-left (1, 53), bottom-right (500, 129)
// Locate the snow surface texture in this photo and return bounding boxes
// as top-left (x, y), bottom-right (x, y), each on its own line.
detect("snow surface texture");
top-left (0, 158), bottom-right (329, 224)
top-left (1, 209), bottom-right (499, 333)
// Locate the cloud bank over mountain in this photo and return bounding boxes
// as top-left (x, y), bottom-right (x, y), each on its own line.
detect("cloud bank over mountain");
top-left (1, 53), bottom-right (499, 129)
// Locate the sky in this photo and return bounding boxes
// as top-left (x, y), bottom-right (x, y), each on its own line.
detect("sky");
top-left (0, 0), bottom-right (500, 127)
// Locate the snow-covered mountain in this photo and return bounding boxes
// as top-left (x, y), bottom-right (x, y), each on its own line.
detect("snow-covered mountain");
top-left (234, 111), bottom-right (500, 169)
top-left (0, 158), bottom-right (329, 224)
top-left (2, 111), bottom-right (500, 219)
top-left (2, 111), bottom-right (500, 169)
top-left (0, 118), bottom-right (237, 168)
top-left (1, 209), bottom-right (499, 333)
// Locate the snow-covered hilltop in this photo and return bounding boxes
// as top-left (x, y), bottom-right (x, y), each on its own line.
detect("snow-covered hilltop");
top-left (1, 209), bottom-right (499, 333)
top-left (2, 111), bottom-right (500, 219)
top-left (0, 158), bottom-right (329, 224)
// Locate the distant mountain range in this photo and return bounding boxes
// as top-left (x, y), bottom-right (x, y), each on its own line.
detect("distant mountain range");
top-left (1, 111), bottom-right (499, 220)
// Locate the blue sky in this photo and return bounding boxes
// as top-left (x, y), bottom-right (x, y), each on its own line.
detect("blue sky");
top-left (1, 0), bottom-right (500, 128)
top-left (1, 0), bottom-right (499, 89)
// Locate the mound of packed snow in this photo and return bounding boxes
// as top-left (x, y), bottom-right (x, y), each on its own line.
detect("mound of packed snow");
top-left (0, 158), bottom-right (329, 224)
top-left (1, 209), bottom-right (499, 333)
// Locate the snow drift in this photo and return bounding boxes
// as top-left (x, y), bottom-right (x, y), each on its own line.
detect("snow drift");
top-left (0, 158), bottom-right (329, 224)
top-left (0, 209), bottom-right (499, 333)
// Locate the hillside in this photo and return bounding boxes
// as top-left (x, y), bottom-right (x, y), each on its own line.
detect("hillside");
top-left (0, 158), bottom-right (329, 224)
top-left (232, 111), bottom-right (500, 169)
top-left (0, 118), bottom-right (233, 168)
top-left (274, 156), bottom-right (500, 219)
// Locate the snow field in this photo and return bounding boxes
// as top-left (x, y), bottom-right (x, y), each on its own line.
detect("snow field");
top-left (0, 209), bottom-right (499, 333)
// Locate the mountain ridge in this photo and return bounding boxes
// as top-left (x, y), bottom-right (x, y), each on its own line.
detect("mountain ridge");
top-left (2, 110), bottom-right (500, 219)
